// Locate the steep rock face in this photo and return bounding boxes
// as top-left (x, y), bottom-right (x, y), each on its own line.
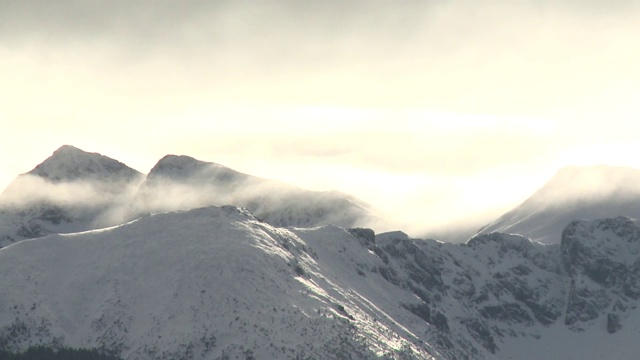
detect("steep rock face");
top-left (0, 146), bottom-right (144, 247)
top-left (479, 166), bottom-right (640, 244)
top-left (560, 217), bottom-right (640, 331)
top-left (373, 232), bottom-right (564, 359)
top-left (133, 154), bottom-right (373, 229)
top-left (370, 218), bottom-right (640, 358)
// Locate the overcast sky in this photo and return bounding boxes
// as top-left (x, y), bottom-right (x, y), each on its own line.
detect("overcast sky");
top-left (1, 1), bottom-right (639, 237)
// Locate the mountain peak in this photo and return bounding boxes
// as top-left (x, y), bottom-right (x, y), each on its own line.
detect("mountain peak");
top-left (27, 145), bottom-right (142, 183)
top-left (152, 154), bottom-right (216, 173)
top-left (479, 165), bottom-right (640, 244)
top-left (53, 144), bottom-right (83, 154)
top-left (147, 154), bottom-right (243, 183)
top-left (541, 165), bottom-right (640, 199)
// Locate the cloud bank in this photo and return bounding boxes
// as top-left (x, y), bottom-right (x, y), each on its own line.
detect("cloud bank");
top-left (1, 1), bottom-right (639, 236)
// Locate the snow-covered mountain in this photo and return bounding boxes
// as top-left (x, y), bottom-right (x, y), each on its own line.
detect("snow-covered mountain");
top-left (1, 205), bottom-right (639, 359)
top-left (24, 145), bottom-right (142, 184)
top-left (133, 154), bottom-right (372, 228)
top-left (3, 147), bottom-right (640, 359)
top-left (381, 217), bottom-right (640, 359)
top-left (478, 166), bottom-right (640, 244)
top-left (0, 146), bottom-right (144, 246)
top-left (0, 206), bottom-right (433, 359)
top-left (0, 146), bottom-right (373, 247)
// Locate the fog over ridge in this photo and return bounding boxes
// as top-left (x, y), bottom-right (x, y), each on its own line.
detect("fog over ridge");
top-left (2, 1), bottom-right (639, 238)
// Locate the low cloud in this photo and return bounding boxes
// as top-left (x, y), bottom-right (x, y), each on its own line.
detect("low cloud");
top-left (2, 1), bottom-right (640, 241)
top-left (1, 174), bottom-right (136, 206)
top-left (0, 174), bottom-right (142, 228)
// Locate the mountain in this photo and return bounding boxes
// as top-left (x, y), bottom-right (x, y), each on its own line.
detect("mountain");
top-left (24, 145), bottom-right (141, 184)
top-left (0, 206), bottom-right (434, 360)
top-left (0, 146), bottom-right (144, 246)
top-left (132, 154), bottom-right (373, 228)
top-left (1, 204), bottom-right (640, 359)
top-left (478, 166), bottom-right (640, 244)
top-left (0, 146), bottom-right (374, 247)
top-left (4, 147), bottom-right (640, 359)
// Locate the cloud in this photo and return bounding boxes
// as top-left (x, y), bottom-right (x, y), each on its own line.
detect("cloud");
top-left (2, 0), bottom-right (638, 116)
top-left (0, 174), bottom-right (142, 227)
top-left (1, 1), bottom-right (640, 237)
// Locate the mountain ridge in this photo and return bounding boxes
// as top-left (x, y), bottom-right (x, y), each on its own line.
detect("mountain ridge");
top-left (1, 205), bottom-right (640, 359)
top-left (478, 165), bottom-right (640, 244)
top-left (3, 146), bottom-right (640, 358)
top-left (26, 145), bottom-right (143, 184)
top-left (0, 145), bottom-right (375, 247)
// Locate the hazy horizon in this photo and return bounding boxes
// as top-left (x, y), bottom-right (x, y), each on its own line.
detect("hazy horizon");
top-left (2, 1), bottom-right (639, 237)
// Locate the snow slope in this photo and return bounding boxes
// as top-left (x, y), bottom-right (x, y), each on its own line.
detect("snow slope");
top-left (0, 206), bottom-right (433, 360)
top-left (1, 204), bottom-right (640, 359)
top-left (479, 166), bottom-right (640, 244)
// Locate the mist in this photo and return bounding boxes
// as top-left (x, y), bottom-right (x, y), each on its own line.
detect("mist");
top-left (0, 174), bottom-right (139, 207)
top-left (2, 1), bottom-right (639, 238)
top-left (5, 147), bottom-right (640, 245)
top-left (0, 173), bottom-right (143, 230)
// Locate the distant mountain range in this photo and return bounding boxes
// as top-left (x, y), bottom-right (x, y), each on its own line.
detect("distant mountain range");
top-left (1, 146), bottom-right (640, 359)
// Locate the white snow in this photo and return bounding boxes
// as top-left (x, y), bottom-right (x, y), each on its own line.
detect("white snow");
top-left (0, 206), bottom-right (434, 359)
top-left (0, 146), bottom-right (373, 247)
top-left (3, 147), bottom-right (640, 359)
top-left (480, 166), bottom-right (640, 244)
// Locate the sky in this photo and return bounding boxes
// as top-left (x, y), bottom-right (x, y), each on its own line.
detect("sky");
top-left (1, 0), bottom-right (639, 238)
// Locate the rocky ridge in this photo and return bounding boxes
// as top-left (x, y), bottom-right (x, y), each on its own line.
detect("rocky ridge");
top-left (1, 205), bottom-right (639, 358)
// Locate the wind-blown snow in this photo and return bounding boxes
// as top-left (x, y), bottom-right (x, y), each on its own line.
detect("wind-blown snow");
top-left (0, 146), bottom-right (374, 247)
top-left (479, 166), bottom-right (640, 244)
top-left (132, 152), bottom-right (374, 229)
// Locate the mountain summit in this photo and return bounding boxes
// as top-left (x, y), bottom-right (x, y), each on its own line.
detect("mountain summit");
top-left (135, 153), bottom-right (373, 228)
top-left (27, 145), bottom-right (143, 184)
top-left (479, 165), bottom-right (640, 243)
top-left (0, 146), bottom-right (144, 245)
top-left (0, 146), bottom-right (375, 247)
top-left (147, 155), bottom-right (240, 182)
